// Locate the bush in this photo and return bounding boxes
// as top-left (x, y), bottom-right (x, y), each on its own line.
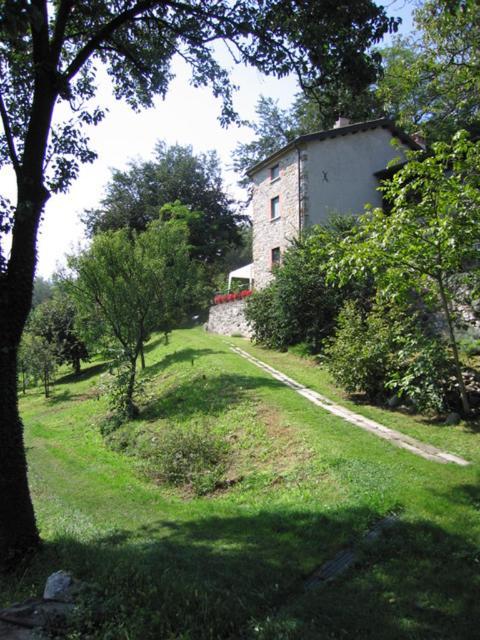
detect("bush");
top-left (245, 283), bottom-right (291, 350)
top-left (325, 301), bottom-right (452, 412)
top-left (151, 425), bottom-right (229, 495)
top-left (324, 301), bottom-right (393, 400)
top-left (386, 333), bottom-right (452, 413)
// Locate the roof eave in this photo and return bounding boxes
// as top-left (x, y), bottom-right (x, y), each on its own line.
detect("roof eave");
top-left (245, 118), bottom-right (422, 178)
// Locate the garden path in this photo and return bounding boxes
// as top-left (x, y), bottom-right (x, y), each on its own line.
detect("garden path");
top-left (229, 344), bottom-right (469, 467)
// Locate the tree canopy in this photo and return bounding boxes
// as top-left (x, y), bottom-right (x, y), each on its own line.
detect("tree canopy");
top-left (376, 1), bottom-right (480, 141)
top-left (83, 142), bottom-right (243, 264)
top-left (29, 290), bottom-right (89, 375)
top-left (233, 0), bottom-right (480, 183)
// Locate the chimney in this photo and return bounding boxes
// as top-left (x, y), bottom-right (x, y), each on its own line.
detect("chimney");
top-left (334, 116), bottom-right (351, 129)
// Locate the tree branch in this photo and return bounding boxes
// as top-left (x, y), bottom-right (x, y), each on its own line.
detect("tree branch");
top-left (0, 86), bottom-right (20, 175)
top-left (50, 0), bottom-right (75, 66)
top-left (63, 0), bottom-right (159, 82)
top-left (29, 0), bottom-right (50, 67)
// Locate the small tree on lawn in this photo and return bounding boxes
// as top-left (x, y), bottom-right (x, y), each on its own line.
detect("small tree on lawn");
top-left (68, 219), bottom-right (196, 421)
top-left (17, 333), bottom-right (34, 394)
top-left (332, 132), bottom-right (480, 415)
top-left (29, 291), bottom-right (89, 375)
top-left (27, 334), bottom-right (58, 398)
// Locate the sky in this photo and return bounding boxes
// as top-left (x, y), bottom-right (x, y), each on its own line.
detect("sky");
top-left (0, 0), bottom-right (415, 278)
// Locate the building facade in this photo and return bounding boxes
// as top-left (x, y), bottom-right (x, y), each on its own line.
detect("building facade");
top-left (247, 118), bottom-right (421, 289)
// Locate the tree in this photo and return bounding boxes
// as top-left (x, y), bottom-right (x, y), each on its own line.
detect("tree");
top-left (68, 219), bottom-right (196, 420)
top-left (232, 97), bottom-right (298, 190)
top-left (18, 329), bottom-right (59, 397)
top-left (376, 1), bottom-right (480, 142)
top-left (331, 132), bottom-right (480, 415)
top-left (29, 291), bottom-right (89, 375)
top-left (83, 142), bottom-right (244, 264)
top-left (0, 0), bottom-right (398, 562)
top-left (27, 334), bottom-right (58, 398)
top-left (32, 276), bottom-right (53, 308)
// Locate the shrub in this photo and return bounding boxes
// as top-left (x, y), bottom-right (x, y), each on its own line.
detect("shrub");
top-left (325, 301), bottom-right (452, 412)
top-left (324, 301), bottom-right (393, 400)
top-left (98, 361), bottom-right (145, 433)
top-left (386, 333), bottom-right (452, 413)
top-left (151, 425), bottom-right (229, 495)
top-left (245, 283), bottom-right (291, 350)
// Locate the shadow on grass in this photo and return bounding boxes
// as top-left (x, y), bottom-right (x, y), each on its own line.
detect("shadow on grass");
top-left (4, 507), bottom-right (479, 640)
top-left (144, 347), bottom-right (223, 378)
top-left (143, 334), bottom-right (168, 354)
top-left (56, 362), bottom-right (108, 385)
top-left (46, 388), bottom-right (72, 404)
top-left (141, 372), bottom-right (282, 421)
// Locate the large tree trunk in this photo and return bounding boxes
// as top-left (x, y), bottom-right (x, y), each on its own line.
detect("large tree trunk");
top-left (0, 320), bottom-right (40, 565)
top-left (0, 183), bottom-right (52, 562)
top-left (0, 34), bottom-right (58, 558)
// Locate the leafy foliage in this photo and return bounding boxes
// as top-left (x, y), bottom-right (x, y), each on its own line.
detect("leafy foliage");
top-left (18, 332), bottom-right (58, 398)
top-left (245, 282), bottom-right (291, 351)
top-left (325, 302), bottom-right (451, 412)
top-left (324, 301), bottom-right (392, 401)
top-left (377, 1), bottom-right (480, 141)
top-left (83, 142), bottom-right (244, 264)
top-left (32, 276), bottom-right (54, 308)
top-left (99, 361), bottom-right (146, 432)
top-left (29, 291), bottom-right (89, 374)
top-left (329, 132), bottom-right (480, 413)
top-left (68, 219), bottom-right (197, 420)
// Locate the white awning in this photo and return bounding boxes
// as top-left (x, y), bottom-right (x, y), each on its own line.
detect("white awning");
top-left (228, 263), bottom-right (253, 289)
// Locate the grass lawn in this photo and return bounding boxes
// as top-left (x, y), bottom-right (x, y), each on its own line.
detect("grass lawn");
top-left (2, 327), bottom-right (480, 639)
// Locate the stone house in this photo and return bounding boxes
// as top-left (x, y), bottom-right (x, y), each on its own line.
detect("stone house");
top-left (247, 117), bottom-right (422, 289)
top-left (207, 117), bottom-right (421, 337)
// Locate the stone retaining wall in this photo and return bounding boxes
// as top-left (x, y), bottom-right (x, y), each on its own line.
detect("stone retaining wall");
top-left (207, 299), bottom-right (252, 338)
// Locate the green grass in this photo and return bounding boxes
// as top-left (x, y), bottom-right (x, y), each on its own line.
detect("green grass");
top-left (231, 336), bottom-right (480, 463)
top-left (2, 327), bottom-right (480, 639)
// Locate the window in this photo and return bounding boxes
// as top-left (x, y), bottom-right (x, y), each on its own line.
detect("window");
top-left (271, 247), bottom-right (281, 266)
top-left (270, 196), bottom-right (280, 220)
top-left (270, 164), bottom-right (280, 181)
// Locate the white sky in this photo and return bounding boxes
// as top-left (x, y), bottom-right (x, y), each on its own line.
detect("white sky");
top-left (0, 1), bottom-right (415, 278)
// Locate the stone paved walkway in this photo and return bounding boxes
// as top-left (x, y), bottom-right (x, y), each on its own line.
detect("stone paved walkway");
top-left (229, 345), bottom-right (469, 467)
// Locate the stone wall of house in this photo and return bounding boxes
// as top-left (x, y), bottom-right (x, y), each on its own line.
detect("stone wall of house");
top-left (251, 146), bottom-right (303, 289)
top-left (207, 299), bottom-right (253, 338)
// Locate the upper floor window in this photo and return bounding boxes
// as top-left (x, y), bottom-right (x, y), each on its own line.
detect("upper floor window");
top-left (270, 164), bottom-right (280, 181)
top-left (270, 196), bottom-right (280, 220)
